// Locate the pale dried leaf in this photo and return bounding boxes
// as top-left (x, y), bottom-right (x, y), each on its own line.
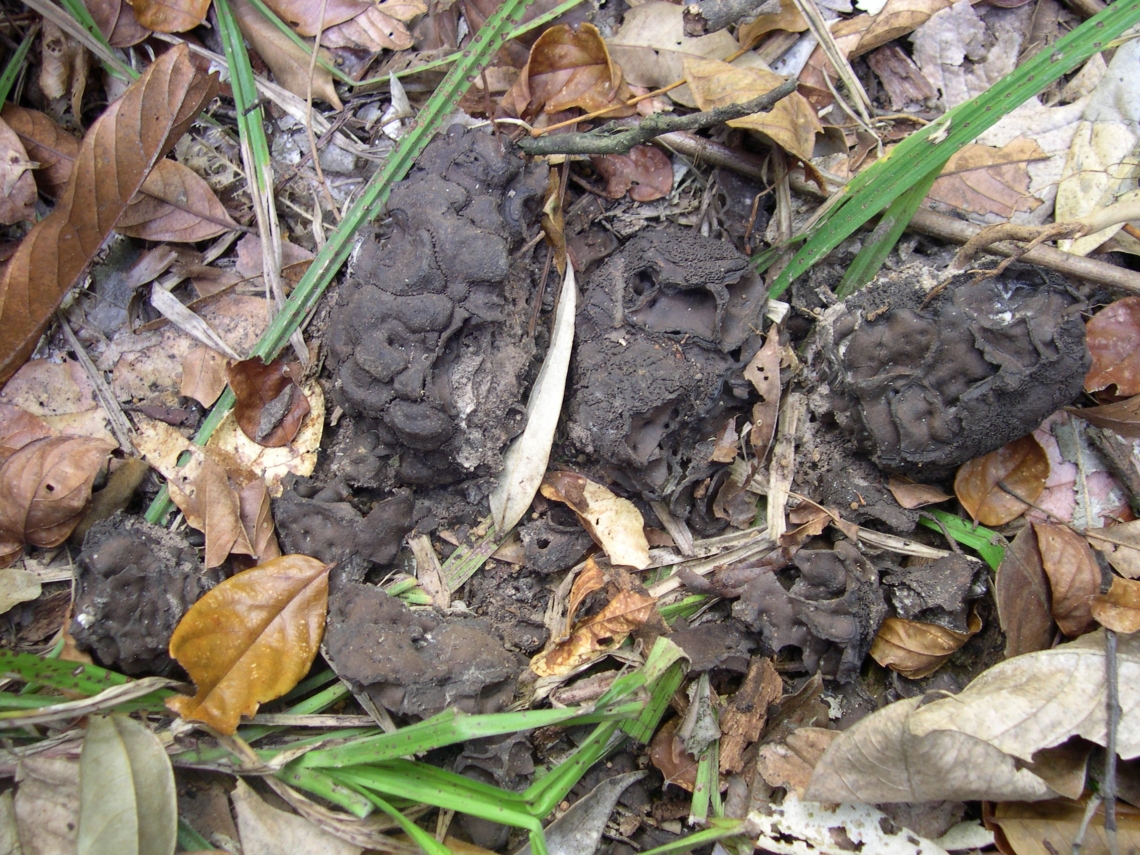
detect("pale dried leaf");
top-left (180, 346), bottom-right (230, 408)
top-left (232, 779), bottom-right (362, 855)
top-left (1090, 575), bottom-right (1140, 634)
top-left (0, 358), bottom-right (116, 445)
top-left (855, 0), bottom-right (952, 56)
top-left (1087, 517), bottom-right (1140, 579)
top-left (540, 471), bottom-right (650, 569)
top-left (744, 330), bottom-right (781, 461)
top-left (14, 757), bottom-right (80, 855)
top-left (928, 138), bottom-right (1047, 224)
top-left (987, 799), bottom-right (1140, 855)
top-left (530, 589), bottom-right (657, 677)
top-left (1, 104), bottom-right (79, 200)
top-left (0, 118), bottom-right (38, 225)
top-left (0, 565), bottom-right (41, 614)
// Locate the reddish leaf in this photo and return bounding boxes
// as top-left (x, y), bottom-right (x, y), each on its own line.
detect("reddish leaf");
top-left (590, 145), bottom-right (673, 202)
top-left (1085, 298), bottom-right (1140, 396)
top-left (0, 119), bottom-right (37, 225)
top-left (1035, 522), bottom-right (1100, 637)
top-left (648, 718), bottom-right (699, 791)
top-left (227, 357), bottom-right (311, 448)
top-left (1090, 575), bottom-right (1140, 634)
top-left (0, 436), bottom-right (114, 549)
top-left (117, 159), bottom-right (240, 242)
top-left (954, 435), bottom-right (1048, 526)
top-left (1068, 394), bottom-right (1140, 438)
top-left (131, 0), bottom-right (211, 32)
top-left (167, 555), bottom-right (331, 735)
top-left (0, 45), bottom-right (218, 386)
top-left (995, 524), bottom-right (1055, 657)
top-left (0, 404), bottom-right (55, 463)
top-left (0, 105), bottom-right (79, 200)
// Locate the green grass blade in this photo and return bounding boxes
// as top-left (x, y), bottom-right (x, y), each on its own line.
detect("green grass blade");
top-left (836, 164), bottom-right (941, 297)
top-left (919, 509), bottom-right (1006, 570)
top-left (145, 0), bottom-right (541, 524)
top-left (0, 25), bottom-right (36, 105)
top-left (0, 649), bottom-right (133, 695)
top-left (276, 765), bottom-right (377, 817)
top-left (637, 820), bottom-right (748, 855)
top-left (622, 658), bottom-right (684, 744)
top-left (354, 791), bottom-right (450, 855)
top-left (768, 0), bottom-right (1140, 298)
top-left (523, 721), bottom-right (622, 817)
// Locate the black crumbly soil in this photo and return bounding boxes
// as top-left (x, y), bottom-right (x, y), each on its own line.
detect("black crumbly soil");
top-left (72, 514), bottom-right (223, 675)
top-left (327, 125), bottom-right (549, 487)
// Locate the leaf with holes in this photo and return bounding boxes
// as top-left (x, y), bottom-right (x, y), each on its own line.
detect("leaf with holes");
top-left (954, 435), bottom-right (1048, 526)
top-left (167, 555), bottom-right (331, 735)
top-left (530, 588), bottom-right (657, 677)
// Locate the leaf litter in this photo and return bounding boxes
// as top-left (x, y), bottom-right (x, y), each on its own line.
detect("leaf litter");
top-left (5, 0), bottom-right (1140, 850)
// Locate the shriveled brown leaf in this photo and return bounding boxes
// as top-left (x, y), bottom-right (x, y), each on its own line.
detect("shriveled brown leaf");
top-left (853, 0), bottom-right (953, 56)
top-left (870, 611), bottom-right (982, 679)
top-left (737, 0), bottom-right (807, 46)
top-left (560, 556), bottom-right (606, 641)
top-left (1086, 298), bottom-right (1140, 396)
top-left (0, 45), bottom-right (217, 386)
top-left (180, 346), bottom-right (230, 408)
top-left (228, 357), bottom-right (311, 448)
top-left (590, 145), bottom-right (673, 202)
top-left (83, 0), bottom-right (150, 46)
top-left (720, 656), bottom-right (782, 773)
top-left (0, 119), bottom-right (38, 225)
top-left (501, 23), bottom-right (635, 121)
top-left (541, 170), bottom-right (566, 277)
top-left (648, 718), bottom-right (699, 792)
top-left (996, 524), bottom-right (1055, 656)
top-left (684, 56), bottom-right (820, 166)
top-left (1087, 520), bottom-right (1140, 580)
top-left (167, 554), bottom-right (331, 734)
top-left (117, 159), bottom-right (239, 242)
top-left (530, 589), bottom-right (657, 677)
top-left (743, 329), bottom-right (780, 460)
top-left (755, 727), bottom-right (839, 797)
top-left (238, 479), bottom-right (281, 563)
top-left (131, 0), bottom-right (210, 31)
top-left (1, 105), bottom-right (80, 201)
top-left (954, 434), bottom-right (1048, 526)
top-left (231, 0), bottom-right (343, 109)
top-left (1036, 522), bottom-right (1100, 637)
top-left (0, 404), bottom-right (55, 463)
top-left (540, 471), bottom-right (650, 569)
top-left (321, 4), bottom-right (419, 52)
top-left (1068, 394), bottom-right (1140, 437)
top-left (886, 476), bottom-right (951, 509)
top-left (0, 436), bottom-right (114, 549)
top-left (709, 418), bottom-right (739, 464)
top-left (928, 138), bottom-right (1047, 222)
top-left (1091, 575), bottom-right (1140, 633)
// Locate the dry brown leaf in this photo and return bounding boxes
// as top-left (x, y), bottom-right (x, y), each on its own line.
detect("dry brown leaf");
top-left (996, 524), bottom-right (1055, 657)
top-left (321, 4), bottom-right (420, 52)
top-left (1, 105), bottom-right (80, 201)
top-left (530, 589), bottom-right (657, 677)
top-left (117, 159), bottom-right (239, 242)
top-left (0, 358), bottom-right (117, 445)
top-left (0, 46), bottom-right (217, 387)
top-left (736, 0), bottom-right (807, 46)
top-left (1035, 522), bottom-right (1100, 638)
top-left (227, 357), bottom-right (311, 448)
top-left (1068, 394), bottom-right (1140, 438)
top-left (0, 436), bottom-right (114, 550)
top-left (258, 0), bottom-right (379, 33)
top-left (648, 718), bottom-right (699, 791)
top-left (743, 329), bottom-right (780, 460)
top-left (238, 478), bottom-right (281, 564)
top-left (540, 471), bottom-right (650, 569)
top-left (167, 554), bottom-right (331, 734)
top-left (1086, 520), bottom-right (1140, 580)
top-left (928, 138), bottom-right (1047, 222)
top-left (684, 56), bottom-right (820, 167)
top-left (590, 145), bottom-right (673, 202)
top-left (986, 798), bottom-right (1140, 855)
top-left (83, 0), bottom-right (150, 46)
top-left (853, 0), bottom-right (953, 56)
top-left (0, 403), bottom-right (55, 463)
top-left (501, 23), bottom-right (634, 121)
top-left (1085, 298), bottom-right (1140, 396)
top-left (954, 434), bottom-right (1048, 526)
top-left (755, 728), bottom-right (838, 797)
top-left (131, 0), bottom-right (210, 31)
top-left (541, 170), bottom-right (566, 278)
top-left (560, 556), bottom-right (606, 642)
top-left (1090, 575), bottom-right (1140, 634)
top-left (180, 346), bottom-right (230, 408)
top-left (720, 656), bottom-right (782, 773)
top-left (231, 0), bottom-right (343, 109)
top-left (870, 611), bottom-right (982, 679)
top-left (886, 476), bottom-right (951, 509)
top-left (39, 20), bottom-right (82, 103)
top-left (0, 119), bottom-right (38, 226)
top-left (709, 417), bottom-right (739, 464)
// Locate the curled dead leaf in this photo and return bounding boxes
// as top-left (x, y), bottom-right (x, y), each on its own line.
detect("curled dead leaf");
top-left (1090, 575), bottom-right (1140, 634)
top-left (743, 330), bottom-right (780, 460)
top-left (0, 435), bottom-right (114, 549)
top-left (870, 611), bottom-right (982, 679)
top-left (530, 588), bottom-right (657, 677)
top-left (954, 434), bottom-right (1048, 526)
top-left (648, 718), bottom-right (699, 791)
top-left (167, 554), bottom-right (332, 735)
top-left (590, 145), bottom-right (673, 202)
top-left (117, 159), bottom-right (240, 243)
top-left (1, 105), bottom-right (80, 201)
top-left (540, 471), bottom-right (650, 569)
top-left (227, 357), bottom-right (311, 448)
top-left (0, 118), bottom-right (38, 225)
top-left (1035, 522), bottom-right (1100, 637)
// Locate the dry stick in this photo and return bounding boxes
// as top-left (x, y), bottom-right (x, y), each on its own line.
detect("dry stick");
top-left (517, 79), bottom-right (797, 156)
top-left (682, 0), bottom-right (769, 35)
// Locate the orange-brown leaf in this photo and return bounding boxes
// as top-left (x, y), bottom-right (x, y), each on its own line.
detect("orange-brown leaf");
top-left (886, 476), bottom-right (951, 509)
top-left (1090, 575), bottom-right (1140, 634)
top-left (564, 555), bottom-right (606, 635)
top-left (954, 434), bottom-right (1048, 526)
top-left (0, 435), bottom-right (114, 548)
top-left (227, 357), bottom-right (311, 448)
top-left (0, 105), bottom-right (80, 200)
top-left (238, 478), bottom-right (281, 563)
top-left (590, 145), bottom-right (673, 202)
top-left (166, 555), bottom-right (331, 734)
top-left (995, 524), bottom-right (1055, 657)
top-left (0, 119), bottom-right (38, 225)
top-left (870, 611), bottom-right (982, 679)
top-left (131, 0), bottom-right (211, 32)
top-left (530, 588), bottom-right (656, 677)
top-left (117, 159), bottom-right (239, 242)
top-left (648, 718), bottom-right (698, 792)
top-left (83, 0), bottom-right (150, 47)
top-left (0, 45), bottom-right (218, 386)
top-left (1085, 298), bottom-right (1140, 397)
top-left (1035, 522), bottom-right (1100, 637)
top-left (180, 346), bottom-right (230, 408)
top-left (0, 403), bottom-right (55, 463)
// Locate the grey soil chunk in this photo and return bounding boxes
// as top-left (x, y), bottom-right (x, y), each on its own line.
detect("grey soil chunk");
top-left (272, 487), bottom-right (413, 566)
top-left (882, 553), bottom-right (986, 633)
top-left (519, 518), bottom-right (593, 574)
top-left (670, 618), bottom-right (756, 673)
top-left (566, 229), bottom-right (767, 492)
top-left (733, 541), bottom-right (886, 683)
top-left (325, 581), bottom-right (524, 718)
top-left (72, 514), bottom-right (222, 676)
top-left (328, 126), bottom-right (549, 484)
top-left (818, 265), bottom-right (1088, 478)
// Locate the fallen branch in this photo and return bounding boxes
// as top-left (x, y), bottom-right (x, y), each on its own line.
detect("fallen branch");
top-left (516, 79), bottom-right (797, 156)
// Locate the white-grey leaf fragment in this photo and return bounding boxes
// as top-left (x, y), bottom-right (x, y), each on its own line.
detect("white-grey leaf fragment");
top-left (513, 770), bottom-right (645, 855)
